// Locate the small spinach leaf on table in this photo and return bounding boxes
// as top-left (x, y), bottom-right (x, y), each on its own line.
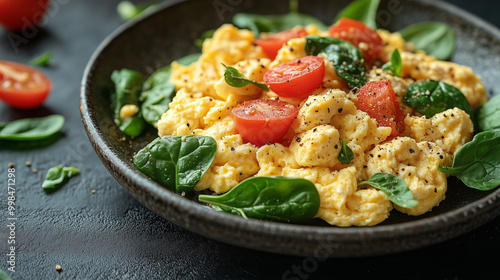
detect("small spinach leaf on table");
top-left (222, 63), bottom-right (269, 91)
top-left (198, 176), bottom-right (320, 223)
top-left (42, 166), bottom-right (80, 191)
top-left (439, 129), bottom-right (500, 191)
top-left (140, 53), bottom-right (201, 126)
top-left (334, 0), bottom-right (380, 29)
top-left (359, 173), bottom-right (418, 208)
top-left (134, 135), bottom-right (217, 193)
top-left (111, 69), bottom-right (145, 136)
top-left (305, 35), bottom-right (367, 89)
top-left (0, 114), bottom-right (64, 141)
top-left (399, 22), bottom-right (456, 61)
top-left (233, 11), bottom-right (327, 36)
top-left (404, 80), bottom-right (474, 123)
top-left (476, 95), bottom-right (500, 132)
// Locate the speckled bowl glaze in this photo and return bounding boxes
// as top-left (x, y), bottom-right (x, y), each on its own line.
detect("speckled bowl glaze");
top-left (81, 0), bottom-right (500, 257)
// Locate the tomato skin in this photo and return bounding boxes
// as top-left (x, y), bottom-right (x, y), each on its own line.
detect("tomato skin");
top-left (0, 0), bottom-right (50, 31)
top-left (264, 56), bottom-right (325, 99)
top-left (0, 61), bottom-right (52, 109)
top-left (358, 80), bottom-right (405, 140)
top-left (329, 18), bottom-right (383, 62)
top-left (255, 28), bottom-right (308, 59)
top-left (232, 99), bottom-right (299, 147)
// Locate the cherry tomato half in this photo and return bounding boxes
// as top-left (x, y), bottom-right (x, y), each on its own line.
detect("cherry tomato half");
top-left (358, 80), bottom-right (405, 140)
top-left (0, 61), bottom-right (52, 109)
top-left (255, 28), bottom-right (308, 59)
top-left (329, 18), bottom-right (383, 63)
top-left (0, 0), bottom-right (50, 31)
top-left (232, 99), bottom-right (299, 147)
top-left (264, 56), bottom-right (325, 99)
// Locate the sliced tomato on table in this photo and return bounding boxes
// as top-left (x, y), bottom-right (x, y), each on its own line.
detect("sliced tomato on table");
top-left (358, 80), bottom-right (405, 140)
top-left (0, 0), bottom-right (50, 31)
top-left (329, 18), bottom-right (383, 63)
top-left (263, 56), bottom-right (325, 99)
top-left (0, 61), bottom-right (52, 109)
top-left (232, 98), bottom-right (299, 147)
top-left (255, 28), bottom-right (308, 59)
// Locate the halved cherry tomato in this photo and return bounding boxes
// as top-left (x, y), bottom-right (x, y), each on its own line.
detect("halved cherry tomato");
top-left (232, 99), bottom-right (299, 147)
top-left (0, 0), bottom-right (50, 31)
top-left (255, 28), bottom-right (308, 59)
top-left (358, 80), bottom-right (405, 140)
top-left (0, 61), bottom-right (52, 109)
top-left (329, 18), bottom-right (383, 63)
top-left (263, 56), bottom-right (325, 99)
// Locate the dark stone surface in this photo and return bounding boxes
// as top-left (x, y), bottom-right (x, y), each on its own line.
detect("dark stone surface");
top-left (1, 0), bottom-right (499, 279)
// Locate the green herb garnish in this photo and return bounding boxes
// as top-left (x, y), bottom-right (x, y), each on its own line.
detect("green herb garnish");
top-left (359, 173), bottom-right (418, 208)
top-left (222, 63), bottom-right (269, 91)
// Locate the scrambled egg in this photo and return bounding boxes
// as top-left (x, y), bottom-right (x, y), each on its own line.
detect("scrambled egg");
top-left (156, 23), bottom-right (484, 227)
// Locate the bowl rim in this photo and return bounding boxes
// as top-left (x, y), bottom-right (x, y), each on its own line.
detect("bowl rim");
top-left (80, 0), bottom-right (500, 255)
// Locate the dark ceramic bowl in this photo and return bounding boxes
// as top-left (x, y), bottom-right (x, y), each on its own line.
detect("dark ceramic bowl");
top-left (81, 0), bottom-right (500, 257)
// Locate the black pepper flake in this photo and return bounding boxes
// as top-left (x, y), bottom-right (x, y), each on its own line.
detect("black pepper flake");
top-left (231, 147), bottom-right (235, 151)
top-left (409, 149), bottom-right (415, 154)
top-left (338, 108), bottom-right (343, 113)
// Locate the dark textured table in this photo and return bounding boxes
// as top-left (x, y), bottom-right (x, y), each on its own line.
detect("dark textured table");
top-left (1, 0), bottom-right (499, 279)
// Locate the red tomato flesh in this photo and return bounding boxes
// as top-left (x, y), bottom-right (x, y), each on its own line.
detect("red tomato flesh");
top-left (0, 61), bottom-right (52, 109)
top-left (358, 80), bottom-right (405, 140)
top-left (232, 99), bottom-right (299, 147)
top-left (255, 28), bottom-right (308, 59)
top-left (264, 56), bottom-right (325, 99)
top-left (329, 18), bottom-right (383, 63)
top-left (0, 0), bottom-right (50, 31)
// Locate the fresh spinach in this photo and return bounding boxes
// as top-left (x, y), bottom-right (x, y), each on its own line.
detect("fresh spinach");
top-left (338, 139), bottom-right (354, 164)
top-left (399, 22), bottom-right (456, 61)
top-left (222, 63), bottom-right (269, 91)
top-left (111, 69), bottom-right (145, 136)
top-left (335, 0), bottom-right (380, 29)
top-left (358, 173), bottom-right (418, 208)
top-left (0, 269), bottom-right (12, 280)
top-left (42, 166), bottom-right (80, 191)
top-left (381, 49), bottom-right (402, 77)
top-left (140, 53), bottom-right (201, 126)
top-left (198, 176), bottom-right (320, 223)
top-left (30, 52), bottom-right (52, 67)
top-left (404, 81), bottom-right (474, 123)
top-left (305, 35), bottom-right (367, 89)
top-left (476, 95), bottom-right (500, 132)
top-left (439, 129), bottom-right (500, 191)
top-left (134, 135), bottom-right (217, 193)
top-left (117, 0), bottom-right (159, 21)
top-left (0, 114), bottom-right (64, 141)
top-left (232, 0), bottom-right (327, 36)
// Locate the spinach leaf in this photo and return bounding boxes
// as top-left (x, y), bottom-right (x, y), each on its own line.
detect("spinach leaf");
top-left (30, 52), bottom-right (52, 67)
top-left (334, 0), bottom-right (380, 29)
top-left (338, 139), bottom-right (354, 164)
top-left (0, 269), bottom-right (12, 280)
top-left (381, 48), bottom-right (402, 77)
top-left (117, 0), bottom-right (159, 21)
top-left (140, 53), bottom-right (201, 126)
top-left (232, 1), bottom-right (327, 36)
top-left (111, 69), bottom-right (145, 136)
top-left (404, 81), bottom-right (474, 123)
top-left (42, 166), bottom-right (80, 191)
top-left (222, 63), bottom-right (269, 91)
top-left (198, 176), bottom-right (320, 223)
top-left (399, 22), bottom-right (456, 61)
top-left (476, 95), bottom-right (500, 132)
top-left (358, 173), bottom-right (418, 208)
top-left (438, 129), bottom-right (500, 191)
top-left (0, 114), bottom-right (64, 141)
top-left (305, 35), bottom-right (367, 89)
top-left (134, 135), bottom-right (217, 193)
top-left (195, 29), bottom-right (216, 49)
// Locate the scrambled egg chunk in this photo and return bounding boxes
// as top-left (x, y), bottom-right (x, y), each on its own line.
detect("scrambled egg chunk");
top-left (155, 23), bottom-right (488, 227)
